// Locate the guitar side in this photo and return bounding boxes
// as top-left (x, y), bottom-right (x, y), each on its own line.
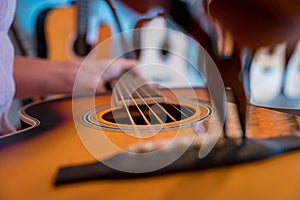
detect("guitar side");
top-left (0, 96), bottom-right (73, 146)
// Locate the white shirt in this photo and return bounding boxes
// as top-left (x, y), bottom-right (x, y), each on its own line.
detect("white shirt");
top-left (0, 0), bottom-right (16, 135)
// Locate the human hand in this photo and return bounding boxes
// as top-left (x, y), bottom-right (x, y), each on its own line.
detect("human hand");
top-left (72, 58), bottom-right (139, 94)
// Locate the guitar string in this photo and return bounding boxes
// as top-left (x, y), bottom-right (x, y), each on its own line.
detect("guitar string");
top-left (120, 75), bottom-right (210, 133)
top-left (113, 78), bottom-right (144, 145)
top-left (128, 77), bottom-right (171, 124)
top-left (123, 76), bottom-right (177, 123)
top-left (129, 78), bottom-right (212, 143)
top-left (111, 77), bottom-right (158, 146)
top-left (126, 77), bottom-right (205, 141)
top-left (109, 79), bottom-right (141, 147)
top-left (117, 78), bottom-right (152, 125)
top-left (122, 78), bottom-right (166, 124)
top-left (114, 76), bottom-right (171, 144)
top-left (118, 77), bottom-right (168, 144)
top-left (125, 76), bottom-right (195, 143)
top-left (115, 77), bottom-right (169, 146)
top-left (130, 77), bottom-right (185, 122)
top-left (123, 77), bottom-right (175, 140)
top-left (110, 74), bottom-right (201, 150)
top-left (131, 75), bottom-right (195, 118)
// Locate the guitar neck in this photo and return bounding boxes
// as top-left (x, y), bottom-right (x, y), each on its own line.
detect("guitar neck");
top-left (73, 0), bottom-right (91, 57)
top-left (76, 0), bottom-right (89, 36)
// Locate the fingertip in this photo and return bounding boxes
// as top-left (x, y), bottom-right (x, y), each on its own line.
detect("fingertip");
top-left (127, 59), bottom-right (139, 67)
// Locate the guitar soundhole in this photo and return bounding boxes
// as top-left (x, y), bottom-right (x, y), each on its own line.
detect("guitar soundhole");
top-left (81, 99), bottom-right (212, 130)
top-left (101, 103), bottom-right (196, 125)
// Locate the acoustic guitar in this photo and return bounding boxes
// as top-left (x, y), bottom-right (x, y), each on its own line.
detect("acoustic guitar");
top-left (3, 1), bottom-right (300, 199)
top-left (0, 68), bottom-right (300, 199)
top-left (44, 0), bottom-right (111, 61)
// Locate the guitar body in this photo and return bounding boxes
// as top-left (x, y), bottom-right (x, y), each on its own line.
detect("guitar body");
top-left (44, 4), bottom-right (112, 61)
top-left (1, 87), bottom-right (300, 199)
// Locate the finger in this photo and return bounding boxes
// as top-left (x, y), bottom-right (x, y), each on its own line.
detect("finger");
top-left (111, 58), bottom-right (143, 78)
top-left (119, 60), bottom-right (147, 82)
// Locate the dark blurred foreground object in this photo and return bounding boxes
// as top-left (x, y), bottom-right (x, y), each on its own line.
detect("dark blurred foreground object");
top-left (120, 0), bottom-right (300, 138)
top-left (143, 0), bottom-right (248, 138)
top-left (121, 0), bottom-right (300, 49)
top-left (209, 0), bottom-right (300, 50)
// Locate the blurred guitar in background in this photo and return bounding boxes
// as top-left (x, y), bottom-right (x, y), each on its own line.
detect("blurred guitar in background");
top-left (43, 0), bottom-right (112, 61)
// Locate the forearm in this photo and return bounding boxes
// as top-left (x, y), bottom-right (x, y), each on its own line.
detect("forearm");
top-left (13, 56), bottom-right (79, 98)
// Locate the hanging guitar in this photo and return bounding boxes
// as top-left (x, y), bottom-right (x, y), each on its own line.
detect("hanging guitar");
top-left (134, 15), bottom-right (204, 88)
top-left (44, 0), bottom-right (112, 61)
